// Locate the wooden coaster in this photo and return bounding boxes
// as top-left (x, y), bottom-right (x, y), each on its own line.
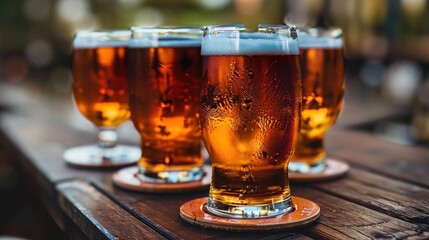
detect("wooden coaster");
top-left (112, 165), bottom-right (211, 193)
top-left (180, 196), bottom-right (320, 232)
top-left (289, 158), bottom-right (349, 181)
top-left (64, 145), bottom-right (140, 169)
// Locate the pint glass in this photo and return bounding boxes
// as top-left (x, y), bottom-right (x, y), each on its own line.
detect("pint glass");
top-left (201, 25), bottom-right (302, 218)
top-left (128, 27), bottom-right (203, 183)
top-left (289, 28), bottom-right (344, 173)
top-left (65, 30), bottom-right (140, 166)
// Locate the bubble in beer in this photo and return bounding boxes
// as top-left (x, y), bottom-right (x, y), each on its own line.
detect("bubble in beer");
top-left (201, 30), bottom-right (301, 213)
top-left (240, 98), bottom-right (252, 111)
top-left (160, 99), bottom-right (173, 115)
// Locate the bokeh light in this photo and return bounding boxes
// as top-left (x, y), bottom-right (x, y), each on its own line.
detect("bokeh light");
top-left (198, 0), bottom-right (230, 10)
top-left (382, 61), bottom-right (422, 105)
top-left (234, 0), bottom-right (262, 16)
top-left (134, 8), bottom-right (164, 27)
top-left (118, 0), bottom-right (145, 9)
top-left (25, 39), bottom-right (54, 68)
top-left (23, 0), bottom-right (50, 22)
top-left (2, 56), bottom-right (29, 82)
top-left (56, 0), bottom-right (90, 24)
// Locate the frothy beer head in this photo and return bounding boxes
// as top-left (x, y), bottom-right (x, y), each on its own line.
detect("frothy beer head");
top-left (129, 26), bottom-right (201, 48)
top-left (202, 25), bottom-right (299, 56)
top-left (71, 30), bottom-right (131, 128)
top-left (128, 26), bottom-right (204, 183)
top-left (73, 30), bottom-right (131, 48)
top-left (297, 28), bottom-right (343, 49)
top-left (290, 27), bottom-right (345, 170)
top-left (201, 24), bottom-right (302, 218)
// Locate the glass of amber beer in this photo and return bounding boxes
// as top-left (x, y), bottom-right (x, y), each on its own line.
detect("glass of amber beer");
top-left (64, 30), bottom-right (140, 167)
top-left (201, 25), bottom-right (302, 218)
top-left (128, 27), bottom-right (203, 183)
top-left (289, 27), bottom-right (344, 173)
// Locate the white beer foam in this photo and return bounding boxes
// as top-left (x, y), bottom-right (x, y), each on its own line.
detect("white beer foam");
top-left (297, 33), bottom-right (342, 49)
top-left (73, 31), bottom-right (131, 48)
top-left (73, 39), bottom-right (128, 48)
top-left (128, 35), bottom-right (201, 48)
top-left (201, 32), bottom-right (299, 56)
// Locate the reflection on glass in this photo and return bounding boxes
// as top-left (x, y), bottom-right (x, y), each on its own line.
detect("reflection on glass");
top-left (128, 27), bottom-right (204, 183)
top-left (290, 27), bottom-right (344, 173)
top-left (63, 30), bottom-right (140, 167)
top-left (201, 24), bottom-right (302, 218)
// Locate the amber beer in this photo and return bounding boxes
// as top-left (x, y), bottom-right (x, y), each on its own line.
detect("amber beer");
top-left (201, 25), bottom-right (301, 217)
top-left (291, 28), bottom-right (344, 170)
top-left (128, 27), bottom-right (203, 183)
top-left (73, 36), bottom-right (130, 127)
top-left (65, 30), bottom-right (140, 167)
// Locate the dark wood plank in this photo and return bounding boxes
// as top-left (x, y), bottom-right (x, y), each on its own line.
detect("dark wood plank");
top-left (0, 114), bottom-right (167, 239)
top-left (335, 92), bottom-right (402, 128)
top-left (0, 113), bottom-right (113, 183)
top-left (0, 82), bottom-right (139, 184)
top-left (92, 176), bottom-right (429, 240)
top-left (0, 84), bottom-right (310, 239)
top-left (310, 168), bottom-right (429, 227)
top-left (91, 178), bottom-right (311, 240)
top-left (292, 188), bottom-right (429, 240)
top-left (0, 87), bottom-right (311, 240)
top-left (57, 180), bottom-right (164, 240)
top-left (0, 130), bottom-right (67, 231)
top-left (2, 82), bottom-right (428, 239)
top-left (326, 129), bottom-right (429, 187)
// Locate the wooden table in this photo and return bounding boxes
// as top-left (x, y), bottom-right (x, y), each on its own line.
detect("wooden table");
top-left (0, 83), bottom-right (428, 239)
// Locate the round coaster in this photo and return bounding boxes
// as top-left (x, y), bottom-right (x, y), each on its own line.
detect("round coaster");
top-left (112, 165), bottom-right (211, 193)
top-left (64, 145), bottom-right (140, 169)
top-left (180, 196), bottom-right (320, 232)
top-left (289, 158), bottom-right (349, 181)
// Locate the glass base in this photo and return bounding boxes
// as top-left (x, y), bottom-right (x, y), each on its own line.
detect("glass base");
top-left (137, 167), bottom-right (204, 183)
top-left (206, 197), bottom-right (294, 219)
top-left (180, 196), bottom-right (320, 231)
top-left (63, 145), bottom-right (140, 167)
top-left (288, 161), bottom-right (326, 173)
top-left (289, 159), bottom-right (349, 181)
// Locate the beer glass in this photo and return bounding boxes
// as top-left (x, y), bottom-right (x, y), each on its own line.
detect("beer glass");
top-left (128, 27), bottom-right (203, 183)
top-left (64, 30), bottom-right (140, 167)
top-left (289, 27), bottom-right (344, 173)
top-left (201, 25), bottom-right (302, 218)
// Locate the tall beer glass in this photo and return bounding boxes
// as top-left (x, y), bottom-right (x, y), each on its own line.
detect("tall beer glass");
top-left (64, 30), bottom-right (140, 167)
top-left (201, 25), bottom-right (302, 218)
top-left (289, 28), bottom-right (344, 173)
top-left (128, 27), bottom-right (203, 183)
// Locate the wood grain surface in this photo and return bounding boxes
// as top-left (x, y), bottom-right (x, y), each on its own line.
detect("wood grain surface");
top-left (1, 83), bottom-right (428, 239)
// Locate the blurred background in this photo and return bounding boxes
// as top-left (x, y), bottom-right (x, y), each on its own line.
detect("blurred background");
top-left (0, 0), bottom-right (428, 239)
top-left (1, 0), bottom-right (429, 114)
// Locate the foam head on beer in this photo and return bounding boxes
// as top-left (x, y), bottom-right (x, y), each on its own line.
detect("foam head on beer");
top-left (71, 30), bottom-right (132, 128)
top-left (128, 27), bottom-right (201, 48)
top-left (290, 27), bottom-right (345, 170)
top-left (73, 30), bottom-right (131, 48)
top-left (202, 25), bottom-right (299, 55)
top-left (128, 26), bottom-right (204, 183)
top-left (297, 28), bottom-right (343, 49)
top-left (200, 24), bottom-right (302, 218)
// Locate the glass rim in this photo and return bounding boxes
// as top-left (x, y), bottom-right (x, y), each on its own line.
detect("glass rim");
top-left (201, 24), bottom-right (299, 55)
top-left (203, 24), bottom-right (246, 34)
top-left (297, 27), bottom-right (342, 38)
top-left (75, 29), bottom-right (131, 38)
top-left (296, 27), bottom-right (343, 49)
top-left (258, 24), bottom-right (295, 32)
top-left (203, 24), bottom-right (297, 39)
top-left (73, 30), bottom-right (131, 48)
top-left (129, 26), bottom-right (202, 48)
top-left (131, 26), bottom-right (203, 35)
